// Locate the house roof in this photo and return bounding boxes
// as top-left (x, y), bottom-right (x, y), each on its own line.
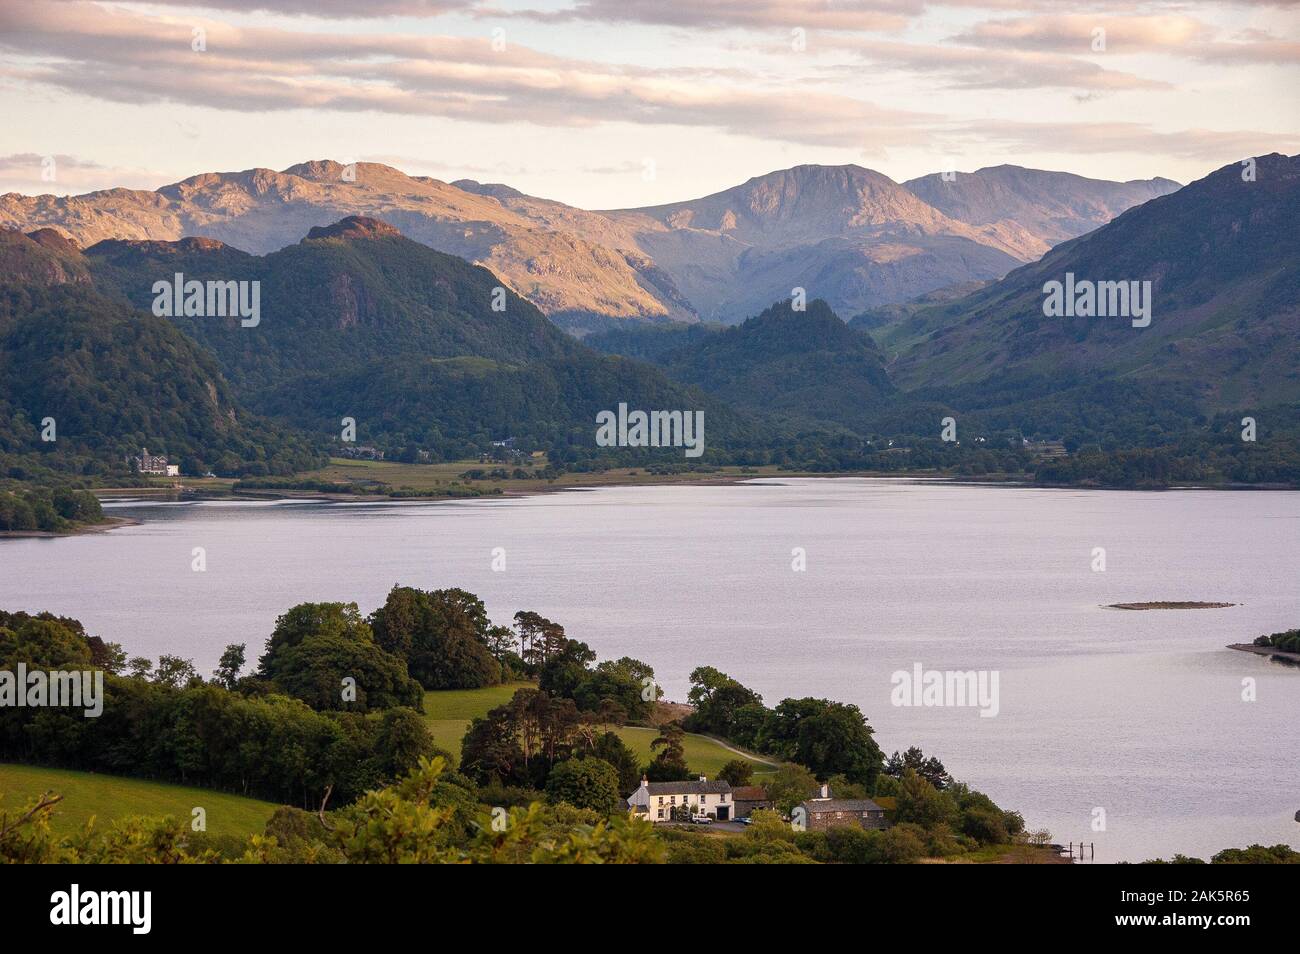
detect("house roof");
top-left (644, 780), bottom-right (732, 796)
top-left (800, 798), bottom-right (885, 814)
top-left (731, 786), bottom-right (770, 801)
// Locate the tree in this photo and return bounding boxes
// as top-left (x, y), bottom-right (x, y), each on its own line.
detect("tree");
top-left (460, 713), bottom-right (527, 787)
top-left (718, 759), bottom-right (754, 787)
top-left (0, 616), bottom-right (92, 669)
top-left (886, 746), bottom-right (951, 790)
top-left (513, 611), bottom-right (567, 669)
top-left (266, 634), bottom-right (424, 712)
top-left (686, 666), bottom-right (761, 736)
top-left (590, 732), bottom-right (642, 794)
top-left (645, 721), bottom-right (691, 781)
top-left (767, 697), bottom-right (883, 789)
top-left (573, 657), bottom-right (656, 721)
top-left (260, 602), bottom-right (372, 673)
top-left (545, 757), bottom-right (621, 814)
top-left (537, 638), bottom-right (597, 700)
top-left (371, 587), bottom-right (501, 690)
top-left (746, 809), bottom-right (795, 844)
top-left (153, 654), bottom-right (199, 689)
top-left (765, 762), bottom-right (819, 815)
top-left (213, 643), bottom-right (246, 690)
top-left (894, 768), bottom-right (957, 830)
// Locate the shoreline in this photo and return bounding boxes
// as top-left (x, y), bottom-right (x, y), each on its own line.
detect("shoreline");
top-left (8, 469), bottom-right (1296, 539)
top-left (0, 515), bottom-right (140, 540)
top-left (1227, 643), bottom-right (1300, 664)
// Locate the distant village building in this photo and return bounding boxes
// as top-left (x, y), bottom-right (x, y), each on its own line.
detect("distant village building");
top-left (1021, 439), bottom-right (1068, 459)
top-left (625, 776), bottom-right (734, 822)
top-left (730, 785), bottom-right (773, 819)
top-left (797, 784), bottom-right (888, 831)
top-left (337, 445), bottom-right (384, 461)
top-left (128, 448), bottom-right (179, 477)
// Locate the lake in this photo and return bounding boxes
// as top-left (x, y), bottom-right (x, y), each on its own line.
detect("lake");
top-left (2, 478), bottom-right (1297, 862)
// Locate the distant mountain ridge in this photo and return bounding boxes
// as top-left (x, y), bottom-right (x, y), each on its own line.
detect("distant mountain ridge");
top-left (888, 153), bottom-right (1299, 411)
top-left (904, 165), bottom-right (1180, 247)
top-left (0, 160), bottom-right (1179, 331)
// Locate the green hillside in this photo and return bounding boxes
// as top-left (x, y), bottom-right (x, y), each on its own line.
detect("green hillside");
top-left (889, 153), bottom-right (1300, 410)
top-left (85, 217), bottom-right (766, 465)
top-left (0, 762), bottom-right (279, 838)
top-left (0, 268), bottom-right (321, 479)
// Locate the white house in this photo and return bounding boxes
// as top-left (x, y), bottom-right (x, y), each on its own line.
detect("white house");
top-left (129, 448), bottom-right (179, 477)
top-left (625, 776), bottom-right (734, 822)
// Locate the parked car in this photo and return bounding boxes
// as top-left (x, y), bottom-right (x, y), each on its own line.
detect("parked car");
top-left (737, 816), bottom-right (752, 826)
top-left (689, 814), bottom-right (713, 825)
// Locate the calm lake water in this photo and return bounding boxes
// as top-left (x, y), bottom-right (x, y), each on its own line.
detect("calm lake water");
top-left (2, 478), bottom-right (1297, 862)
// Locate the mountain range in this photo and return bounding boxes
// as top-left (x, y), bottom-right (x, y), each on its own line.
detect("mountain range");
top-left (0, 217), bottom-right (764, 475)
top-left (0, 160), bottom-right (1179, 333)
top-left (1, 152), bottom-right (1295, 487)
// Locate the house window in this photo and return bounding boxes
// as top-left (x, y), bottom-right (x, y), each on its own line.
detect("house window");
top-left (657, 809), bottom-right (664, 819)
top-left (657, 797), bottom-right (664, 805)
top-left (670, 796), bottom-right (676, 805)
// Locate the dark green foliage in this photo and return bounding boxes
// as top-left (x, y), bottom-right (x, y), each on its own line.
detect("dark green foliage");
top-left (370, 586), bottom-right (501, 690)
top-left (1254, 629), bottom-right (1300, 653)
top-left (717, 758), bottom-right (754, 787)
top-left (0, 281), bottom-right (321, 479)
top-left (0, 485), bottom-right (101, 532)
top-left (544, 756), bottom-right (621, 814)
top-left (885, 746), bottom-right (951, 790)
top-left (458, 688), bottom-right (584, 789)
top-left (644, 721), bottom-right (692, 781)
top-left (590, 731), bottom-right (642, 794)
top-left (264, 633), bottom-right (424, 713)
top-left (259, 601), bottom-right (428, 712)
top-left (0, 611), bottom-right (435, 806)
top-left (596, 298), bottom-right (895, 432)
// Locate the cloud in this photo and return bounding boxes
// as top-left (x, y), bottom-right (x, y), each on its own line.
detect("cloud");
top-left (959, 119), bottom-right (1299, 161)
top-left (954, 12), bottom-right (1299, 65)
top-left (0, 153), bottom-right (168, 194)
top-left (486, 0), bottom-right (918, 32)
top-left (822, 37), bottom-right (1171, 91)
top-left (0, 1), bottom-right (936, 150)
top-left (43, 0), bottom-right (477, 18)
top-left (956, 14), bottom-right (1211, 52)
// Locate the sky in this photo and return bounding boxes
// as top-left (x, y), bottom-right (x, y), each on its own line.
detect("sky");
top-left (0, 0), bottom-right (1297, 208)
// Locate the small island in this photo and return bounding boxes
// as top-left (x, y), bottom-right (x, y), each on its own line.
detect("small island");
top-left (1106, 601), bottom-right (1236, 610)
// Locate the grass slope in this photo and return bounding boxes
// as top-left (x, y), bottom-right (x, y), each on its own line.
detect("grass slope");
top-left (0, 763), bottom-right (279, 838)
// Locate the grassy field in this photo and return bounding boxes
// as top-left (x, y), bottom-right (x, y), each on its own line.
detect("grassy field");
top-left (422, 683), bottom-right (776, 779)
top-left (301, 457), bottom-right (776, 496)
top-left (0, 763), bottom-right (279, 838)
top-left (113, 456), bottom-right (796, 499)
